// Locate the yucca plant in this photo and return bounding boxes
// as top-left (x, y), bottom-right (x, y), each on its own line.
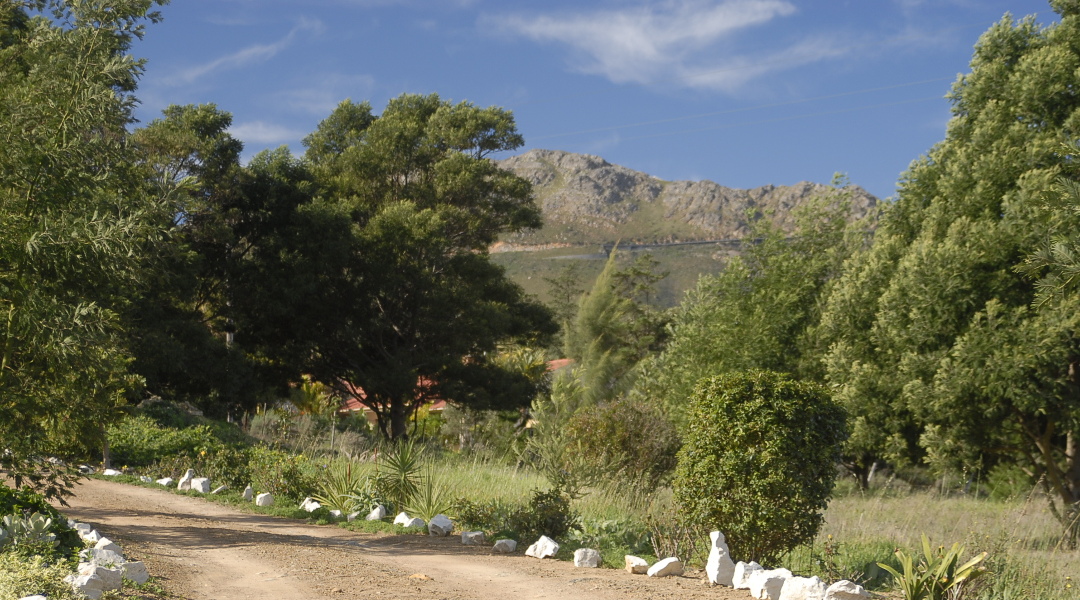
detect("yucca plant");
top-left (312, 460), bottom-right (369, 514)
top-left (374, 439), bottom-right (424, 511)
top-left (878, 534), bottom-right (989, 600)
top-left (403, 472), bottom-right (453, 523)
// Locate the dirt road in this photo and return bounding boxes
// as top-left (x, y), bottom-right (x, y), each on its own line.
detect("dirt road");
top-left (58, 478), bottom-right (746, 600)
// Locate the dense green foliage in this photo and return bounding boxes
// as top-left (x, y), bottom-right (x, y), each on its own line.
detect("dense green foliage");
top-left (816, 3), bottom-right (1080, 541)
top-left (673, 371), bottom-right (848, 564)
top-left (0, 487), bottom-right (80, 558)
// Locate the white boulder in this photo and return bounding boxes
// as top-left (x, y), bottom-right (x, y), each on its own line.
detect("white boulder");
top-left (825, 580), bottom-right (870, 600)
top-left (525, 535), bottom-right (559, 559)
top-left (95, 537), bottom-right (122, 555)
top-left (243, 485), bottom-right (253, 501)
top-left (574, 548), bottom-right (601, 568)
top-left (74, 522), bottom-right (94, 538)
top-left (139, 475), bottom-right (153, 483)
top-left (428, 514), bottom-right (453, 536)
top-left (82, 529), bottom-right (102, 543)
top-left (347, 511), bottom-right (360, 521)
top-left (733, 561), bottom-right (765, 589)
top-left (122, 561), bottom-right (151, 585)
top-left (647, 557), bottom-right (684, 577)
top-left (492, 539), bottom-right (517, 553)
top-left (367, 505), bottom-right (387, 520)
top-left (255, 492), bottom-right (274, 507)
top-left (393, 512), bottom-right (412, 526)
top-left (461, 531), bottom-right (486, 545)
top-left (156, 477), bottom-right (174, 487)
top-left (177, 469), bottom-right (195, 491)
top-left (191, 477), bottom-right (211, 493)
top-left (405, 517), bottom-right (426, 528)
top-left (211, 484), bottom-right (227, 494)
top-left (625, 555), bottom-right (649, 574)
top-left (706, 530), bottom-right (736, 586)
top-left (77, 563), bottom-right (123, 592)
top-left (65, 572), bottom-right (105, 599)
top-left (329, 510), bottom-right (343, 519)
top-left (299, 497), bottom-right (321, 512)
top-left (102, 468), bottom-right (122, 476)
top-left (748, 568), bottom-right (793, 600)
top-left (79, 548), bottom-right (124, 568)
top-left (780, 576), bottom-right (827, 600)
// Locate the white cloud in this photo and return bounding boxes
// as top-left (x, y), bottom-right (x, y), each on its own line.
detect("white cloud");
top-left (166, 18), bottom-right (325, 86)
top-left (229, 121), bottom-right (307, 145)
top-left (486, 0), bottom-right (809, 90)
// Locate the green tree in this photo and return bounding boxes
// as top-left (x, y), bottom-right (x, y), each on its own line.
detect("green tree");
top-left (297, 96), bottom-right (556, 440)
top-left (818, 4), bottom-right (1080, 524)
top-left (638, 186), bottom-right (869, 430)
top-left (0, 0), bottom-right (165, 498)
top-left (673, 370), bottom-right (848, 564)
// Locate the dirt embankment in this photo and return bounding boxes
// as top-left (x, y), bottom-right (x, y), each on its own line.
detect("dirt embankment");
top-left (57, 478), bottom-right (746, 600)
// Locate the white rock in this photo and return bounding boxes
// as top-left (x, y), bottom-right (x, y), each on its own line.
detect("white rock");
top-left (95, 537), bottom-right (122, 555)
top-left (74, 522), bottom-right (94, 537)
top-left (156, 477), bottom-right (174, 487)
top-left (647, 557), bottom-right (684, 577)
top-left (191, 477), bottom-right (211, 493)
top-left (625, 555), bottom-right (649, 574)
top-left (18, 595), bottom-right (47, 600)
top-left (780, 576), bottom-right (827, 600)
top-left (299, 497), bottom-right (321, 512)
top-left (78, 464), bottom-right (96, 475)
top-left (243, 485), bottom-right (254, 501)
top-left (79, 547), bottom-right (124, 567)
top-left (461, 531), bottom-right (486, 545)
top-left (82, 529), bottom-right (102, 543)
top-left (102, 468), bottom-right (122, 476)
top-left (393, 512), bottom-right (412, 526)
top-left (65, 572), bottom-right (105, 599)
top-left (404, 517), bottom-right (425, 528)
top-left (139, 475), bottom-right (153, 483)
top-left (707, 530), bottom-right (736, 586)
top-left (428, 514), bottom-right (453, 536)
top-left (825, 580), bottom-right (870, 600)
top-left (77, 563), bottom-right (123, 592)
top-left (748, 568), bottom-right (793, 600)
top-left (733, 561), bottom-right (765, 589)
top-left (347, 511), bottom-right (361, 521)
top-left (525, 535), bottom-right (559, 559)
top-left (177, 469), bottom-right (195, 490)
top-left (329, 509), bottom-right (343, 519)
top-left (367, 505), bottom-right (387, 520)
top-left (492, 539), bottom-right (517, 553)
top-left (255, 492), bottom-right (274, 507)
top-left (574, 548), bottom-right (601, 568)
top-left (123, 561), bottom-right (151, 585)
top-left (211, 484), bottom-right (227, 494)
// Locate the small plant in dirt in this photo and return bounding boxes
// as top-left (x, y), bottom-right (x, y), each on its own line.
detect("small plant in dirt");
top-left (673, 370), bottom-right (848, 565)
top-left (877, 534), bottom-right (989, 600)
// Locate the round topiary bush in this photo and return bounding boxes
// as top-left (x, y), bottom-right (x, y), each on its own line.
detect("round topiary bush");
top-left (673, 370), bottom-right (848, 565)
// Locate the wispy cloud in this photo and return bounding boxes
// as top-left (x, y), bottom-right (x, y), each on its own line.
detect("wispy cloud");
top-left (272, 73), bottom-right (378, 116)
top-left (228, 121), bottom-right (308, 145)
top-left (166, 18), bottom-right (325, 86)
top-left (486, 0), bottom-right (812, 91)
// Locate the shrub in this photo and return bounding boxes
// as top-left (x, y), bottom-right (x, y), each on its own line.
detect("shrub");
top-left (562, 397), bottom-right (680, 491)
top-left (0, 487), bottom-right (80, 558)
top-left (0, 553), bottom-right (82, 600)
top-left (673, 370), bottom-right (848, 564)
top-left (508, 488), bottom-right (578, 541)
top-left (107, 415), bottom-right (220, 467)
top-left (248, 447), bottom-right (318, 502)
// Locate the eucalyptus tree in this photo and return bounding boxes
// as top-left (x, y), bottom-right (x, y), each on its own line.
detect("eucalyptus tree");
top-left (0, 0), bottom-right (165, 497)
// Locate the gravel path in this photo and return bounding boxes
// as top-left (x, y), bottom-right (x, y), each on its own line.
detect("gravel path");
top-left (57, 478), bottom-right (747, 600)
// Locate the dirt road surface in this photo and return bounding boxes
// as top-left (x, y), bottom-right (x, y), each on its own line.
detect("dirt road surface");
top-left (58, 478), bottom-right (748, 600)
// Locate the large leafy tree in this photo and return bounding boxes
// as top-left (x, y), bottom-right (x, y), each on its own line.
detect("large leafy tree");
top-left (636, 186), bottom-right (870, 430)
top-left (0, 0), bottom-right (165, 497)
top-left (297, 96), bottom-right (556, 439)
top-left (818, 1), bottom-right (1080, 533)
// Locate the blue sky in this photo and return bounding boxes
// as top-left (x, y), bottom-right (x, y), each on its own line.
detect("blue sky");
top-left (132, 0), bottom-right (1058, 200)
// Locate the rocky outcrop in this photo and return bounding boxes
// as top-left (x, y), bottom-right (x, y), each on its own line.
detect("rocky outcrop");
top-left (497, 149), bottom-right (877, 247)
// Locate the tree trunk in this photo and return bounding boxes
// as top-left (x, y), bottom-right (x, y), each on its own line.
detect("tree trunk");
top-left (390, 398), bottom-right (409, 441)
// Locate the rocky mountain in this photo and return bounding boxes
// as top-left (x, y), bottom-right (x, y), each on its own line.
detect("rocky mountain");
top-left (496, 149), bottom-right (878, 248)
